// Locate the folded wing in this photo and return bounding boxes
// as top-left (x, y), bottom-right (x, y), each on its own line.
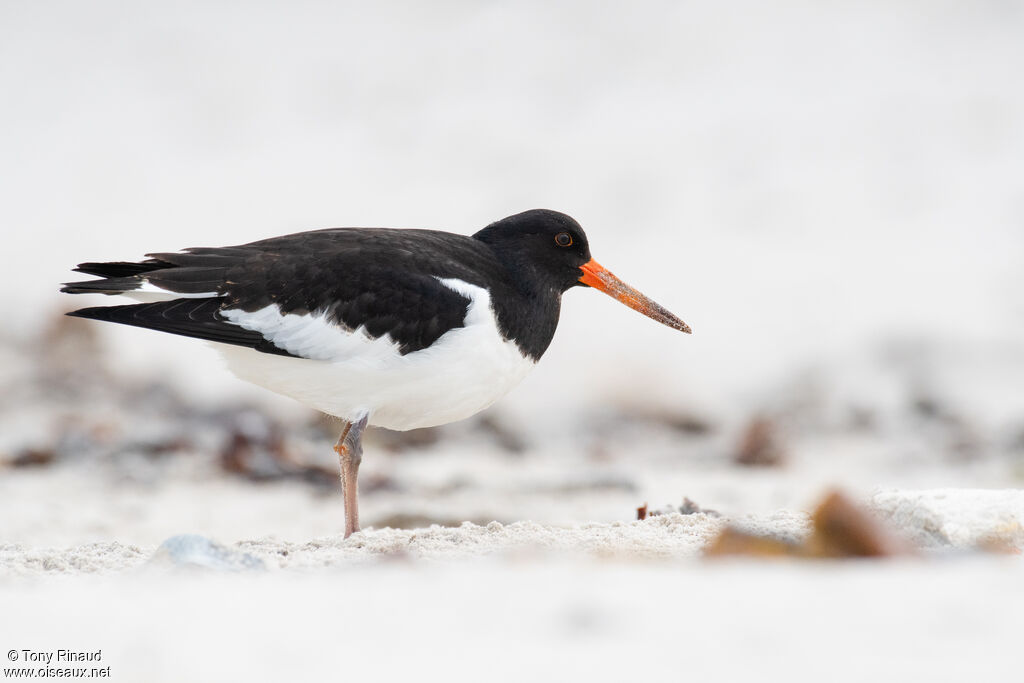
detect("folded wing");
top-left (62, 229), bottom-right (483, 360)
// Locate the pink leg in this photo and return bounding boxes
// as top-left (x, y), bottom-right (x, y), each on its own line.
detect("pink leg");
top-left (333, 415), bottom-right (368, 538)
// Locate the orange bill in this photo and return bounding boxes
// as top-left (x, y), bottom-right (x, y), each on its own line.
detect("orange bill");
top-left (578, 259), bottom-right (691, 334)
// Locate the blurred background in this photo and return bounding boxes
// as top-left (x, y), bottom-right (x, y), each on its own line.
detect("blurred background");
top-left (2, 0), bottom-right (1023, 546)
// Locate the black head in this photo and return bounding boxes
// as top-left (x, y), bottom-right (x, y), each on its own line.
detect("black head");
top-left (476, 208), bottom-right (692, 335)
top-left (473, 209), bottom-right (592, 294)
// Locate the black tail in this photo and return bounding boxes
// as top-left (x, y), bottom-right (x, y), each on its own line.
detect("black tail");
top-left (61, 247), bottom-right (292, 357)
top-left (72, 259), bottom-right (172, 278)
top-left (63, 252), bottom-right (237, 297)
top-left (66, 299), bottom-right (296, 358)
top-left (62, 258), bottom-right (173, 295)
top-left (61, 277), bottom-right (144, 295)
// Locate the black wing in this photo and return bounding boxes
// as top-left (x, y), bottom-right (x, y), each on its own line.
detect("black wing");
top-left (66, 298), bottom-right (297, 357)
top-left (62, 228), bottom-right (502, 357)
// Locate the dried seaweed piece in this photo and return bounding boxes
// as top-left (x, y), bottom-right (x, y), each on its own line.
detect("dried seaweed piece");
top-left (705, 489), bottom-right (913, 559)
top-left (625, 406), bottom-right (715, 435)
top-left (365, 426), bottom-right (441, 453)
top-left (734, 416), bottom-right (785, 467)
top-left (807, 490), bottom-right (913, 558)
top-left (705, 527), bottom-right (801, 557)
top-left (219, 416), bottom-right (337, 488)
top-left (370, 513), bottom-right (486, 530)
top-left (5, 448), bottom-right (56, 468)
top-left (680, 497), bottom-right (721, 517)
top-left (644, 497), bottom-right (721, 519)
top-left (473, 414), bottom-right (527, 453)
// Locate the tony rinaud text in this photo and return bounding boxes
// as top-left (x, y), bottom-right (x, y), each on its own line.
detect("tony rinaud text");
top-left (18, 650), bottom-right (102, 664)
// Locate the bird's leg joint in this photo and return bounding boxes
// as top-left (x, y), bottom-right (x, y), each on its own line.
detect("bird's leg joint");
top-left (333, 416), bottom-right (366, 467)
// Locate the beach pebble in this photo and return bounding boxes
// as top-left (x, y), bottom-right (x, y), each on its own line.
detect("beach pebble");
top-left (149, 534), bottom-right (265, 571)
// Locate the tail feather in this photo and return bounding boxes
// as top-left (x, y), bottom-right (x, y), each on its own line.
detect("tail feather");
top-left (62, 248), bottom-right (294, 358)
top-left (66, 299), bottom-right (297, 357)
top-left (72, 259), bottom-right (171, 278)
top-left (63, 255), bottom-right (232, 297)
top-left (61, 277), bottom-right (143, 295)
top-left (145, 267), bottom-right (227, 294)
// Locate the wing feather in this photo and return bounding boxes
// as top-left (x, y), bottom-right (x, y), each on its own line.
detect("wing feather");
top-left (66, 298), bottom-right (299, 357)
top-left (62, 228), bottom-right (498, 358)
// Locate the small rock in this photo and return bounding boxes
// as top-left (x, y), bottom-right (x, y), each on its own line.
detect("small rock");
top-left (149, 534), bottom-right (265, 571)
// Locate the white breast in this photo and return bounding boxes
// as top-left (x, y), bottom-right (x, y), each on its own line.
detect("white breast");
top-left (213, 278), bottom-right (537, 430)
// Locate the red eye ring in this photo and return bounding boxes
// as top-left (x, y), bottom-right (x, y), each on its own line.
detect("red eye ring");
top-left (555, 232), bottom-right (573, 247)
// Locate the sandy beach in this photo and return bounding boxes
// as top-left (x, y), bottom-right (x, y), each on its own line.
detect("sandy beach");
top-left (3, 1), bottom-right (1023, 680)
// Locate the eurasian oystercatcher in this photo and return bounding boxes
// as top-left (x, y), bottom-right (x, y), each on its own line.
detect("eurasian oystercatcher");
top-left (62, 209), bottom-right (690, 536)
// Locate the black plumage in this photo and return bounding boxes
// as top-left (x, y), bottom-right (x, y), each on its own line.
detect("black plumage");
top-left (62, 209), bottom-right (593, 361)
top-left (66, 298), bottom-right (299, 357)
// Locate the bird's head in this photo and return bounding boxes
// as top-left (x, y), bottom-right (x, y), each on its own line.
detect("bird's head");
top-left (474, 209), bottom-right (691, 334)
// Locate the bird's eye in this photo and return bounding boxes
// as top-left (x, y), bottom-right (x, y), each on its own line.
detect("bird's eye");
top-left (555, 232), bottom-right (573, 247)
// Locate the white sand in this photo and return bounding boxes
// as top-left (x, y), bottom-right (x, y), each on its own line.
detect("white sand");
top-left (1, 560), bottom-right (1022, 683)
top-left (872, 489), bottom-right (1024, 549)
top-left (3, 489), bottom-right (1020, 580)
top-left (3, 487), bottom-right (1023, 681)
top-left (2, 506), bottom-right (1022, 683)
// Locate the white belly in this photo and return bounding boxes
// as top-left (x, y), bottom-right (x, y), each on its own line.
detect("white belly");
top-left (213, 279), bottom-right (537, 430)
